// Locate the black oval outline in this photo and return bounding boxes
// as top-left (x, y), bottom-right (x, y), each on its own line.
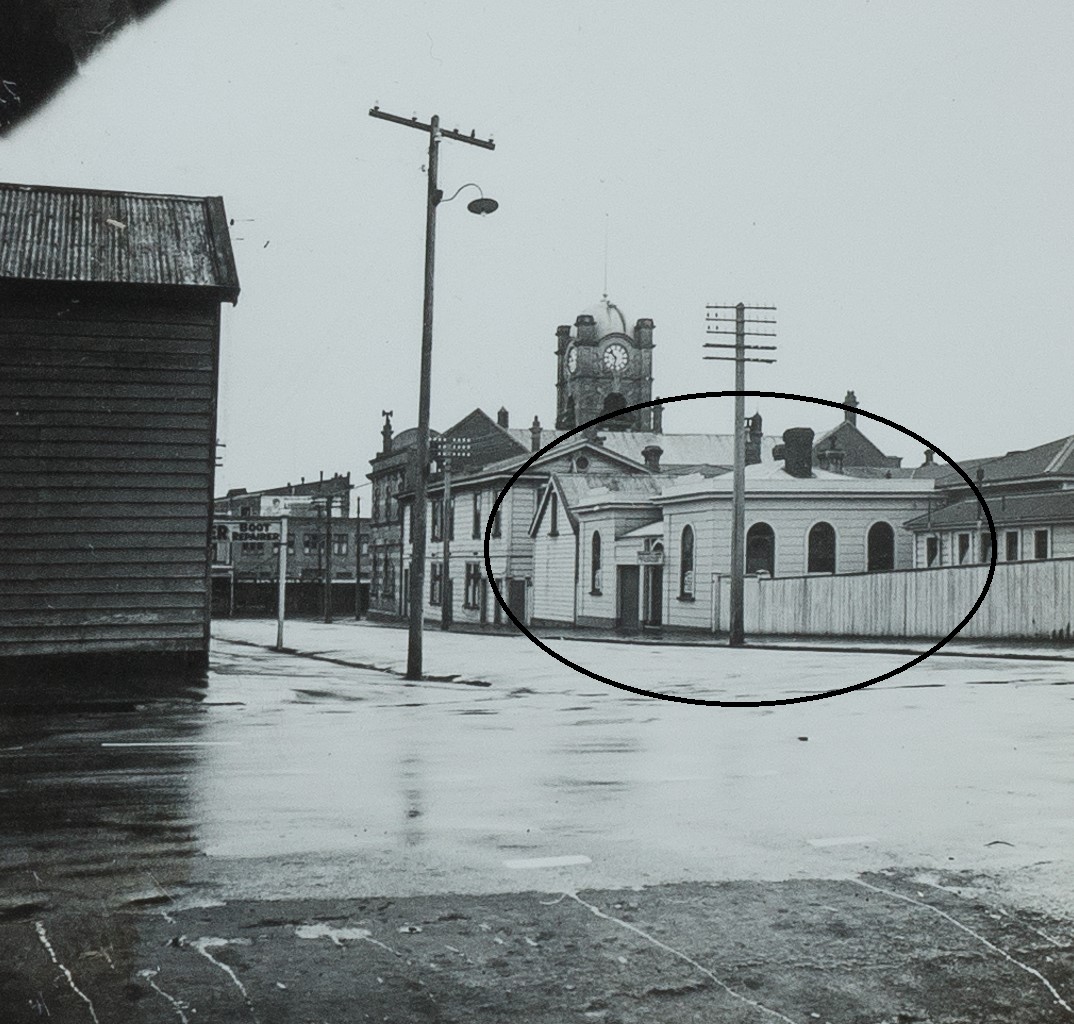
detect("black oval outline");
top-left (483, 392), bottom-right (997, 707)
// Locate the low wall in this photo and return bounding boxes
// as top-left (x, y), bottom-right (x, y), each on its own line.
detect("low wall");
top-left (714, 558), bottom-right (1074, 641)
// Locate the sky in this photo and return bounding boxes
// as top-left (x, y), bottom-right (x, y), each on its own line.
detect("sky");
top-left (5, 1), bottom-right (1073, 502)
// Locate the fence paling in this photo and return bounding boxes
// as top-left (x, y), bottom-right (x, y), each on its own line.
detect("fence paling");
top-left (737, 559), bottom-right (1074, 640)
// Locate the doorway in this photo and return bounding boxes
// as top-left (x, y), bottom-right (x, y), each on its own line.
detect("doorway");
top-left (617, 565), bottom-right (640, 632)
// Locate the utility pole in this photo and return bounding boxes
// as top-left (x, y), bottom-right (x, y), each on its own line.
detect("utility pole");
top-left (436, 436), bottom-right (471, 630)
top-left (354, 493), bottom-right (362, 619)
top-left (703, 303), bottom-right (778, 647)
top-left (323, 490), bottom-right (334, 623)
top-left (369, 105), bottom-right (495, 680)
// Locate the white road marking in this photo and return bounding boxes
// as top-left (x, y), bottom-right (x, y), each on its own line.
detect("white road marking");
top-left (504, 854), bottom-right (592, 869)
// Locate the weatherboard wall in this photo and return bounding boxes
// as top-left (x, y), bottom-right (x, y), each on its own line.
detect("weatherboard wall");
top-left (0, 289), bottom-right (221, 663)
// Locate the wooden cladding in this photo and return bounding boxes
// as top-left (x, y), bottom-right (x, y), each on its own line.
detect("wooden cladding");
top-left (0, 291), bottom-right (220, 660)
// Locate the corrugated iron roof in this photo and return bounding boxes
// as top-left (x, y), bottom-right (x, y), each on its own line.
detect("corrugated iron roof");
top-left (0, 182), bottom-right (240, 300)
top-left (905, 489), bottom-right (1074, 531)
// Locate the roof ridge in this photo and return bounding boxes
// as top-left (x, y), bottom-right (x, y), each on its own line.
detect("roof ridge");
top-left (1044, 434), bottom-right (1074, 474)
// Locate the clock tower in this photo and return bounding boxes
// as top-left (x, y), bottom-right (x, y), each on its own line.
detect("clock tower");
top-left (555, 297), bottom-right (656, 432)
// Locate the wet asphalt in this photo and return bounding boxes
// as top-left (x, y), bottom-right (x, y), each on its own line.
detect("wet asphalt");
top-left (2, 619), bottom-right (1073, 1022)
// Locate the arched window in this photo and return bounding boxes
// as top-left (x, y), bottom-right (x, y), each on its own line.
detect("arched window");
top-left (602, 392), bottom-right (626, 415)
top-left (679, 524), bottom-right (695, 597)
top-left (564, 397), bottom-right (576, 429)
top-left (807, 522), bottom-right (836, 574)
top-left (867, 522), bottom-right (895, 572)
top-left (591, 530), bottom-right (603, 594)
top-left (746, 522), bottom-right (775, 576)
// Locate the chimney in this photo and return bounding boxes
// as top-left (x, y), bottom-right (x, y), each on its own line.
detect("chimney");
top-left (780, 427), bottom-right (815, 478)
top-left (642, 445), bottom-right (663, 472)
top-left (497, 407), bottom-right (509, 428)
top-left (844, 390), bottom-right (858, 426)
top-left (923, 449), bottom-right (934, 466)
top-left (574, 313), bottom-right (597, 344)
top-left (745, 412), bottom-right (763, 466)
top-left (634, 317), bottom-right (654, 348)
top-left (556, 323), bottom-right (572, 352)
top-left (530, 415), bottom-right (543, 452)
top-left (381, 410), bottom-right (394, 454)
top-left (651, 402), bottom-right (664, 433)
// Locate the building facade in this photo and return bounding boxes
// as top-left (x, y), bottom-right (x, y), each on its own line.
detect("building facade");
top-left (0, 182), bottom-right (239, 681)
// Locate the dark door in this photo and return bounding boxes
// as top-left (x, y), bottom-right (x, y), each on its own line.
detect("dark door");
top-left (617, 566), bottom-right (640, 632)
top-left (507, 578), bottom-right (527, 624)
top-left (644, 565), bottom-right (663, 626)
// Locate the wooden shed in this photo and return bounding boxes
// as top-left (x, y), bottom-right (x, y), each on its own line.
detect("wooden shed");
top-left (0, 182), bottom-right (239, 684)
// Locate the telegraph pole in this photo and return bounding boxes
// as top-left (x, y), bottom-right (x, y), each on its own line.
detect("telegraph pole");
top-left (369, 106), bottom-right (495, 681)
top-left (324, 491), bottom-right (333, 623)
top-left (436, 436), bottom-right (471, 630)
top-left (703, 303), bottom-right (778, 647)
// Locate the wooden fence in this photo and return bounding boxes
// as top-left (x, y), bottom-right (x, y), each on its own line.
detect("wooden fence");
top-left (713, 558), bottom-right (1074, 641)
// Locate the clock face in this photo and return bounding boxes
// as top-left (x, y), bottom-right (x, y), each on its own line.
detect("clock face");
top-left (566, 346), bottom-right (578, 374)
top-left (602, 342), bottom-right (629, 372)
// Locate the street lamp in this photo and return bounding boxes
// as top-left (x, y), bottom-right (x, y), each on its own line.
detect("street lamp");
top-left (369, 106), bottom-right (496, 680)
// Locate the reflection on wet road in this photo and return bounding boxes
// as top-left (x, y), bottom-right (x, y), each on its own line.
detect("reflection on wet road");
top-left (3, 621), bottom-right (1074, 919)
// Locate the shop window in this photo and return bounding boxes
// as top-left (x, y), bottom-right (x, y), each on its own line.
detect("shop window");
top-left (807, 522), bottom-right (836, 574)
top-left (867, 522), bottom-right (895, 572)
top-left (431, 499), bottom-right (443, 542)
top-left (472, 492), bottom-right (482, 540)
top-left (679, 524), bottom-right (695, 598)
top-left (591, 531), bottom-right (603, 595)
top-left (464, 562), bottom-right (482, 609)
top-left (957, 532), bottom-right (971, 564)
top-left (1034, 529), bottom-right (1050, 559)
top-left (1005, 531), bottom-right (1019, 561)
top-left (925, 536), bottom-right (939, 566)
top-left (746, 522), bottom-right (775, 576)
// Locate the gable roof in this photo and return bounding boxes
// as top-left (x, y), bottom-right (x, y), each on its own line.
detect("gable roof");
top-left (812, 420), bottom-right (902, 468)
top-left (0, 182), bottom-right (240, 301)
top-left (529, 473), bottom-right (661, 537)
top-left (935, 434), bottom-right (1074, 489)
top-left (905, 489), bottom-right (1074, 531)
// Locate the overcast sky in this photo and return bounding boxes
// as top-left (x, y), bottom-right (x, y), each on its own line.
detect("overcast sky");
top-left (5, 1), bottom-right (1073, 497)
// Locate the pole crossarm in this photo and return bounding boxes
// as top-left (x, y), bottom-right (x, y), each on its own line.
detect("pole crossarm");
top-left (703, 356), bottom-right (778, 364)
top-left (703, 342), bottom-right (778, 350)
top-left (369, 106), bottom-right (495, 149)
top-left (705, 304), bottom-right (777, 311)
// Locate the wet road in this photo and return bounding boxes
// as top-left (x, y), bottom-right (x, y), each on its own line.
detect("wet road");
top-left (4, 620), bottom-right (1074, 918)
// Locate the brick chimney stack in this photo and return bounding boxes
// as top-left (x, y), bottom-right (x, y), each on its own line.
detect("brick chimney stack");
top-left (745, 412), bottom-right (763, 466)
top-left (530, 416), bottom-right (543, 453)
top-left (381, 410), bottom-right (394, 454)
top-left (642, 445), bottom-right (663, 472)
top-left (779, 427), bottom-right (815, 478)
top-left (844, 390), bottom-right (858, 426)
top-left (497, 407), bottom-right (509, 428)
